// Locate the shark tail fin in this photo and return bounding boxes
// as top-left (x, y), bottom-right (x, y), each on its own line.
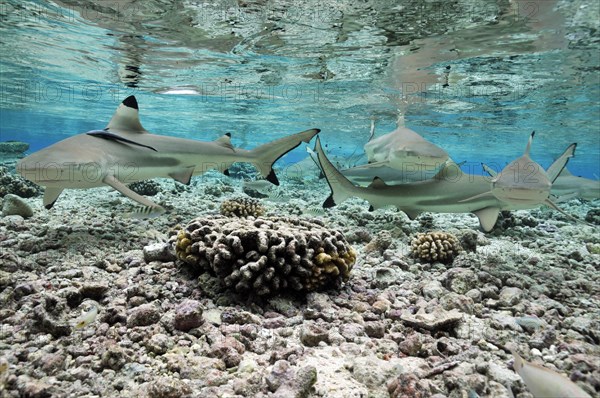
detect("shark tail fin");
top-left (314, 137), bottom-right (357, 208)
top-left (249, 129), bottom-right (320, 185)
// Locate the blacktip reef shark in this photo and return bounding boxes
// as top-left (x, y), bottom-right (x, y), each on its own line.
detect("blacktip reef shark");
top-left (314, 133), bottom-right (580, 232)
top-left (459, 132), bottom-right (580, 221)
top-left (306, 123), bottom-right (449, 183)
top-left (363, 126), bottom-right (450, 172)
top-left (340, 163), bottom-right (600, 203)
top-left (549, 168), bottom-right (600, 203)
top-left (17, 96), bottom-right (319, 216)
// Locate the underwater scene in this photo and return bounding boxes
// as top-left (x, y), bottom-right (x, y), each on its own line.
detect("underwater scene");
top-left (1, 0), bottom-right (599, 397)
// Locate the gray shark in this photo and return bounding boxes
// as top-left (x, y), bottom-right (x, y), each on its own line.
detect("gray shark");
top-left (341, 156), bottom-right (599, 203)
top-left (363, 126), bottom-right (449, 172)
top-left (460, 132), bottom-right (552, 205)
top-left (460, 132), bottom-right (580, 220)
top-left (550, 168), bottom-right (600, 202)
top-left (17, 96), bottom-right (319, 215)
top-left (314, 136), bottom-right (577, 232)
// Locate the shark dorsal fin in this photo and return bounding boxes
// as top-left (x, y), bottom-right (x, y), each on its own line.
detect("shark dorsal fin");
top-left (368, 177), bottom-right (388, 189)
top-left (215, 133), bottom-right (234, 151)
top-left (106, 96), bottom-right (146, 133)
top-left (524, 131), bottom-right (535, 157)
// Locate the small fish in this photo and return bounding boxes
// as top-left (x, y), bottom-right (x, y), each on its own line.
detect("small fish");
top-left (73, 301), bottom-right (99, 329)
top-left (511, 350), bottom-right (591, 398)
top-left (123, 205), bottom-right (166, 219)
top-left (243, 179), bottom-right (274, 195)
top-left (266, 190), bottom-right (290, 203)
top-left (467, 390), bottom-right (480, 398)
top-left (303, 206), bottom-right (327, 217)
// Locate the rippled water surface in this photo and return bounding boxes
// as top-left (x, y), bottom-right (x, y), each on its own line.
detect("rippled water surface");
top-left (0, 0), bottom-right (598, 176)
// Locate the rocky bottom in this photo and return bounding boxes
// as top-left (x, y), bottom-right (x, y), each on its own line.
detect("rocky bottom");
top-left (0, 172), bottom-right (599, 398)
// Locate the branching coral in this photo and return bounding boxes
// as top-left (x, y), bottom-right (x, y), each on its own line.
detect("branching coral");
top-left (175, 216), bottom-right (356, 296)
top-left (410, 231), bottom-right (462, 264)
top-left (220, 197), bottom-right (265, 218)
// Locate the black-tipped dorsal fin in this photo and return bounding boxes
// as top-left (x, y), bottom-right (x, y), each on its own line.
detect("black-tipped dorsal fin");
top-left (524, 131), bottom-right (535, 157)
top-left (368, 177), bottom-right (388, 189)
top-left (215, 133), bottom-right (234, 151)
top-left (106, 95), bottom-right (146, 133)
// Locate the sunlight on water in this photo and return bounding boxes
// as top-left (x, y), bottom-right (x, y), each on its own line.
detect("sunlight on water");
top-left (0, 0), bottom-right (598, 176)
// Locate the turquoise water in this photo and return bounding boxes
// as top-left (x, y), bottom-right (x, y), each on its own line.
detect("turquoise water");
top-left (1, 0), bottom-right (599, 177)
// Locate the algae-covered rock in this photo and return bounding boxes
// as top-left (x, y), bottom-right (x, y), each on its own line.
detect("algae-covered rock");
top-left (1, 194), bottom-right (33, 218)
top-left (174, 216), bottom-right (356, 296)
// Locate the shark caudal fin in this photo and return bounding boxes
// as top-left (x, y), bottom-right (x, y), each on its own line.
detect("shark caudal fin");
top-left (249, 129), bottom-right (320, 185)
top-left (314, 136), bottom-right (359, 208)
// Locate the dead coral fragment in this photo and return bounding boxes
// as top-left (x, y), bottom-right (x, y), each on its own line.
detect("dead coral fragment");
top-left (175, 216), bottom-right (356, 296)
top-left (410, 231), bottom-right (462, 264)
top-left (220, 197), bottom-right (265, 218)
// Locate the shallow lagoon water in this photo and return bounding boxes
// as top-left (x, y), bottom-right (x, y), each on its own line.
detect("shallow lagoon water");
top-left (0, 1), bottom-right (599, 398)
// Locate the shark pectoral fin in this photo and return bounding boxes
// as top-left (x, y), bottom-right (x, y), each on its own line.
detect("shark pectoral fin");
top-left (473, 207), bottom-right (500, 232)
top-left (43, 188), bottom-right (64, 209)
top-left (169, 167), bottom-right (195, 185)
top-left (102, 174), bottom-right (163, 209)
top-left (215, 133), bottom-right (235, 151)
top-left (458, 192), bottom-right (493, 203)
top-left (544, 199), bottom-right (591, 226)
top-left (404, 209), bottom-right (422, 220)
